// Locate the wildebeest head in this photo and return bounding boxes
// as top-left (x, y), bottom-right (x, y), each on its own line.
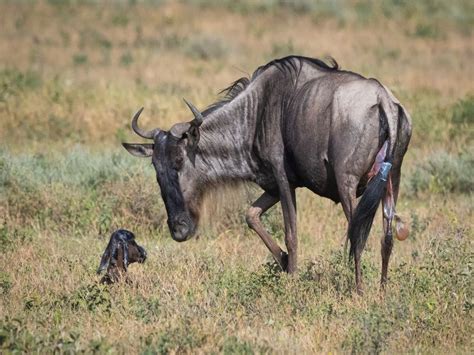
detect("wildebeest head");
top-left (122, 100), bottom-right (203, 242)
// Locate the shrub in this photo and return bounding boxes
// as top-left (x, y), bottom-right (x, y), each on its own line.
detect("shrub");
top-left (0, 317), bottom-right (82, 353)
top-left (413, 22), bottom-right (441, 39)
top-left (0, 69), bottom-right (41, 102)
top-left (120, 51), bottom-right (134, 66)
top-left (342, 306), bottom-right (393, 354)
top-left (73, 53), bottom-right (88, 65)
top-left (67, 284), bottom-right (112, 313)
top-left (0, 147), bottom-right (150, 192)
top-left (451, 95), bottom-right (474, 126)
top-left (407, 150), bottom-right (474, 194)
top-left (142, 322), bottom-right (206, 354)
top-left (0, 147), bottom-right (161, 232)
top-left (0, 272), bottom-right (11, 295)
top-left (221, 336), bottom-right (255, 354)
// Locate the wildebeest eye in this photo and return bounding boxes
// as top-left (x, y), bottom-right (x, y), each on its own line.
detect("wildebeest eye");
top-left (174, 154), bottom-right (184, 170)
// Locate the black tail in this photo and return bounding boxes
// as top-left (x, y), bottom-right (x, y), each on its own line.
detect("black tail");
top-left (349, 162), bottom-right (392, 259)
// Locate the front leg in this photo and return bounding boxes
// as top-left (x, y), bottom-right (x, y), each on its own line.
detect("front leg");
top-left (246, 192), bottom-right (288, 270)
top-left (277, 178), bottom-right (298, 274)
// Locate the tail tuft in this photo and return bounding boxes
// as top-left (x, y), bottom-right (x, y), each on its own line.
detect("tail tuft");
top-left (349, 162), bottom-right (392, 259)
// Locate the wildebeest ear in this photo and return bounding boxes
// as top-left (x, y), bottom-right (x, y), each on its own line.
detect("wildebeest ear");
top-left (122, 143), bottom-right (154, 157)
top-left (186, 124), bottom-right (200, 165)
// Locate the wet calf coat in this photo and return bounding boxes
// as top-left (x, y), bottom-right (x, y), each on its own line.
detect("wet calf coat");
top-left (98, 229), bottom-right (147, 284)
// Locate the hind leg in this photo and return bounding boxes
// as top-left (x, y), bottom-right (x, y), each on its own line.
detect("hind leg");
top-left (381, 168), bottom-right (401, 287)
top-left (338, 175), bottom-right (363, 293)
top-left (381, 223), bottom-right (393, 286)
top-left (381, 165), bottom-right (405, 287)
top-left (381, 175), bottom-right (394, 286)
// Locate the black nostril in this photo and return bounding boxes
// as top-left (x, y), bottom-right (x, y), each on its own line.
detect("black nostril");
top-left (168, 214), bottom-right (194, 242)
top-left (172, 216), bottom-right (189, 232)
top-left (176, 216), bottom-right (187, 226)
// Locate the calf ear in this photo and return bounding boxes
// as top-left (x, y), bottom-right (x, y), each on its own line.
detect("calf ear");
top-left (122, 143), bottom-right (154, 157)
top-left (97, 249), bottom-right (111, 274)
top-left (98, 245), bottom-right (113, 274)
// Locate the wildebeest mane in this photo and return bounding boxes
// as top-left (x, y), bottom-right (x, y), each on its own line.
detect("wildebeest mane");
top-left (202, 77), bottom-right (250, 116)
top-left (202, 56), bottom-right (339, 117)
top-left (252, 55), bottom-right (339, 79)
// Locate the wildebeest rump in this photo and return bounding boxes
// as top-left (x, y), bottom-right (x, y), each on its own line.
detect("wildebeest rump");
top-left (123, 56), bottom-right (412, 292)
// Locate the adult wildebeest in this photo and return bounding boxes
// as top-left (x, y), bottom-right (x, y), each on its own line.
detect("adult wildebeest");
top-left (123, 56), bottom-right (412, 292)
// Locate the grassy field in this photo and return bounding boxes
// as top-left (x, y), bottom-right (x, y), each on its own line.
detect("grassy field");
top-left (0, 0), bottom-right (473, 353)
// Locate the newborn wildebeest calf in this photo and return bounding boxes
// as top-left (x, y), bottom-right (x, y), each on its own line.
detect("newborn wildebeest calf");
top-left (97, 229), bottom-right (147, 284)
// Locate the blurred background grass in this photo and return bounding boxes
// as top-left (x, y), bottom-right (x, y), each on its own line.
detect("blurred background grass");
top-left (0, 0), bottom-right (473, 353)
top-left (1, 0), bottom-right (472, 148)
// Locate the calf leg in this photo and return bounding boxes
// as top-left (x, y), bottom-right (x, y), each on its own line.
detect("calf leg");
top-left (246, 192), bottom-right (288, 270)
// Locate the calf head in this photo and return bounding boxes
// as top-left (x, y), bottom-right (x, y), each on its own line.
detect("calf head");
top-left (97, 229), bottom-right (147, 282)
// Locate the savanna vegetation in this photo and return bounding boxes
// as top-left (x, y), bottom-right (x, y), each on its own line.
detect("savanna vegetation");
top-left (0, 0), bottom-right (472, 353)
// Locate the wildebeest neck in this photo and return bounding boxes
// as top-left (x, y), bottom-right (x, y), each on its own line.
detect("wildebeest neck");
top-left (189, 88), bottom-right (260, 186)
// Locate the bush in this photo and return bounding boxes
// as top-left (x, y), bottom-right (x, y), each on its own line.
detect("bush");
top-left (142, 322), bottom-right (206, 354)
top-left (73, 53), bottom-right (88, 65)
top-left (67, 284), bottom-right (112, 313)
top-left (0, 147), bottom-right (161, 232)
top-left (451, 95), bottom-right (474, 126)
top-left (0, 69), bottom-right (41, 102)
top-left (0, 317), bottom-right (81, 353)
top-left (407, 150), bottom-right (473, 194)
top-left (413, 22), bottom-right (441, 39)
top-left (0, 272), bottom-right (11, 295)
top-left (221, 336), bottom-right (255, 354)
top-left (0, 147), bottom-right (150, 192)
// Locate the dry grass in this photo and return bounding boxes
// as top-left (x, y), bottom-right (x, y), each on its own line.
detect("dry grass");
top-left (0, 1), bottom-right (473, 353)
top-left (0, 187), bottom-right (472, 353)
top-left (0, 0), bottom-right (472, 147)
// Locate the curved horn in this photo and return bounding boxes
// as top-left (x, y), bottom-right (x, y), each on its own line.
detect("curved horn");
top-left (131, 107), bottom-right (160, 139)
top-left (183, 98), bottom-right (203, 126)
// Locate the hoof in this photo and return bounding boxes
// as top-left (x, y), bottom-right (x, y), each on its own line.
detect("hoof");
top-left (280, 251), bottom-right (289, 272)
